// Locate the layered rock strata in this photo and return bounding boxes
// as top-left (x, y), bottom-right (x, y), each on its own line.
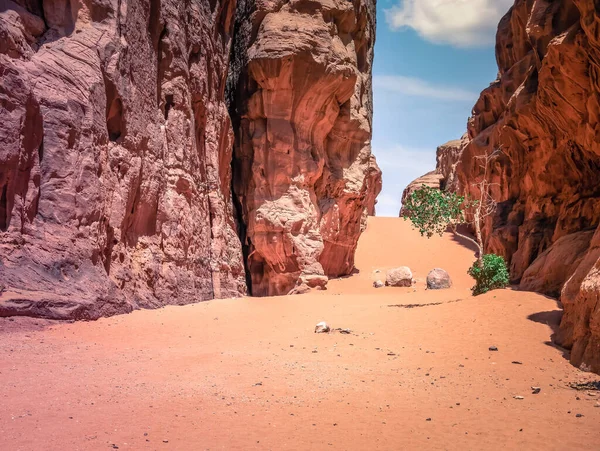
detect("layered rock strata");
top-left (419, 0), bottom-right (600, 372)
top-left (0, 0), bottom-right (380, 318)
top-left (228, 0), bottom-right (381, 296)
top-left (0, 0), bottom-right (247, 320)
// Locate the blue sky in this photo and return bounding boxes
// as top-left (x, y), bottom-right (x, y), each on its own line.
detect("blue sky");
top-left (372, 0), bottom-right (514, 216)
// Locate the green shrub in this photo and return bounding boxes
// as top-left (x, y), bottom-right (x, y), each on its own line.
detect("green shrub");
top-left (467, 254), bottom-right (510, 296)
top-left (402, 185), bottom-right (465, 238)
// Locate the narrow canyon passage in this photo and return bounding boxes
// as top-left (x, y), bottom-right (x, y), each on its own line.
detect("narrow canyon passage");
top-left (2, 1), bottom-right (600, 449)
top-left (1, 218), bottom-right (598, 450)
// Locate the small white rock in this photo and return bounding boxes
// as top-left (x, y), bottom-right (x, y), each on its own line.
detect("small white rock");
top-left (373, 280), bottom-right (384, 288)
top-left (315, 321), bottom-right (330, 333)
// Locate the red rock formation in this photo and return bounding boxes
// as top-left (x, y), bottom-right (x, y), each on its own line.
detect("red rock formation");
top-left (398, 135), bottom-right (467, 216)
top-left (399, 171), bottom-right (443, 217)
top-left (228, 0), bottom-right (381, 296)
top-left (0, 0), bottom-right (246, 319)
top-left (0, 0), bottom-right (380, 318)
top-left (432, 0), bottom-right (600, 372)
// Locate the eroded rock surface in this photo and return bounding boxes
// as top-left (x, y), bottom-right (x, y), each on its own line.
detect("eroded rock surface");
top-left (0, 0), bottom-right (380, 318)
top-left (520, 231), bottom-right (594, 298)
top-left (427, 0), bottom-right (600, 372)
top-left (0, 0), bottom-right (247, 319)
top-left (228, 0), bottom-right (381, 296)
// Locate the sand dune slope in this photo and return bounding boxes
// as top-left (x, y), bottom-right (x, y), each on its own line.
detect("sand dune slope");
top-left (1, 218), bottom-right (599, 450)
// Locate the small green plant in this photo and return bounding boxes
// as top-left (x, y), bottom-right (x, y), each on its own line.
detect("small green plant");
top-left (402, 185), bottom-right (482, 258)
top-left (401, 185), bottom-right (466, 238)
top-left (402, 148), bottom-right (509, 296)
top-left (467, 254), bottom-right (510, 296)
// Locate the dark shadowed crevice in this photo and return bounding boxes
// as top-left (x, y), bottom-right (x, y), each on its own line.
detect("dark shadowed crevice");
top-left (37, 137), bottom-right (44, 162)
top-left (156, 25), bottom-right (167, 108)
top-left (230, 170), bottom-right (252, 294)
top-left (104, 74), bottom-right (124, 142)
top-left (207, 198), bottom-right (216, 299)
top-left (117, 0), bottom-right (122, 36)
top-left (106, 98), bottom-right (123, 141)
top-left (164, 93), bottom-right (174, 119)
top-left (148, 0), bottom-right (162, 46)
top-left (0, 182), bottom-right (9, 231)
top-left (525, 68), bottom-right (539, 94)
top-left (226, 0), bottom-right (256, 295)
top-left (102, 223), bottom-right (115, 275)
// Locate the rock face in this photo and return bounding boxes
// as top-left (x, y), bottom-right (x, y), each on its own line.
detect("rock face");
top-left (228, 0), bottom-right (381, 296)
top-left (426, 268), bottom-right (451, 290)
top-left (385, 267), bottom-right (412, 288)
top-left (399, 171), bottom-right (443, 217)
top-left (0, 0), bottom-right (247, 320)
top-left (399, 134), bottom-right (468, 217)
top-left (520, 231), bottom-right (594, 298)
top-left (430, 1), bottom-right (600, 372)
top-left (0, 0), bottom-right (380, 319)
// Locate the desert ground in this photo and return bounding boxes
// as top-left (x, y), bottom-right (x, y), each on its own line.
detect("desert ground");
top-left (1, 217), bottom-right (599, 450)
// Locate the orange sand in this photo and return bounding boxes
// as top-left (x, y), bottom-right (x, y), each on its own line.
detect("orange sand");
top-left (1, 217), bottom-right (599, 450)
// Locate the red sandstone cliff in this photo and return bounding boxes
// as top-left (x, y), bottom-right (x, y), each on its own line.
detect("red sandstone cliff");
top-left (429, 0), bottom-right (600, 372)
top-left (228, 0), bottom-right (381, 296)
top-left (0, 0), bottom-right (247, 319)
top-left (0, 0), bottom-right (380, 318)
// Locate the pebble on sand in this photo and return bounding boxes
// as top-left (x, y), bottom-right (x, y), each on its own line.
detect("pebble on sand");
top-left (315, 322), bottom-right (330, 333)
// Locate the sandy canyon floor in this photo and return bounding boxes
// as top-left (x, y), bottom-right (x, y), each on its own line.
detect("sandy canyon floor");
top-left (1, 217), bottom-right (599, 450)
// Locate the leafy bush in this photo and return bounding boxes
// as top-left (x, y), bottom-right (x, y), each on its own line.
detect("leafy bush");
top-left (402, 185), bottom-right (466, 238)
top-left (467, 254), bottom-right (510, 296)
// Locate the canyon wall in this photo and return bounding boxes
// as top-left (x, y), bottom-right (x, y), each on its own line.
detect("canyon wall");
top-left (0, 0), bottom-right (380, 319)
top-left (227, 0), bottom-right (381, 296)
top-left (426, 0), bottom-right (600, 372)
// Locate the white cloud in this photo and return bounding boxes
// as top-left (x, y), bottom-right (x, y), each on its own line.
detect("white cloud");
top-left (386, 0), bottom-right (514, 47)
top-left (374, 75), bottom-right (478, 102)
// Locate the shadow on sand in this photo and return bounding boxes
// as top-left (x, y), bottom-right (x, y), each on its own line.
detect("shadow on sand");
top-left (333, 268), bottom-right (360, 280)
top-left (448, 225), bottom-right (479, 257)
top-left (0, 316), bottom-right (62, 334)
top-left (527, 305), bottom-right (571, 361)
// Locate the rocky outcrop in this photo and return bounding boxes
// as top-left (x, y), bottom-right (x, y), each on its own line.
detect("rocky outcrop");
top-left (399, 135), bottom-right (467, 216)
top-left (0, 0), bottom-right (379, 319)
top-left (435, 134), bottom-right (468, 192)
top-left (520, 230), bottom-right (594, 298)
top-left (558, 226), bottom-right (600, 372)
top-left (431, 0), bottom-right (600, 372)
top-left (0, 0), bottom-right (247, 320)
top-left (399, 171), bottom-right (443, 217)
top-left (228, 0), bottom-right (381, 296)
